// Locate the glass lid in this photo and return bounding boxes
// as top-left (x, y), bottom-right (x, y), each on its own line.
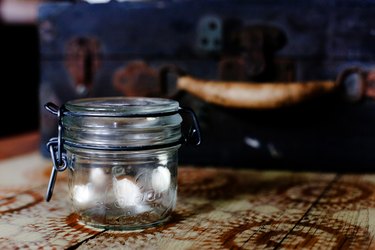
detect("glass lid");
top-left (64, 97), bottom-right (179, 117)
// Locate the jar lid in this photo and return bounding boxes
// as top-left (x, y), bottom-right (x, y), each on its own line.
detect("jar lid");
top-left (61, 97), bottom-right (183, 151)
top-left (64, 97), bottom-right (179, 117)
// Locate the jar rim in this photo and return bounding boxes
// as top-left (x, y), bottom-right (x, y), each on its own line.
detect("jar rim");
top-left (64, 97), bottom-right (179, 117)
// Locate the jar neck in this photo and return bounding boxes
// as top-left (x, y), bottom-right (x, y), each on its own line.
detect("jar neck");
top-left (62, 112), bottom-right (183, 150)
top-left (63, 138), bottom-right (183, 151)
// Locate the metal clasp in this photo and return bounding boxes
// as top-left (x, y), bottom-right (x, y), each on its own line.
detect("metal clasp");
top-left (179, 107), bottom-right (202, 146)
top-left (44, 102), bottom-right (67, 202)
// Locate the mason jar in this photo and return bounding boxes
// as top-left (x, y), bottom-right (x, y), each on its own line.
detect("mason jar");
top-left (44, 97), bottom-right (200, 230)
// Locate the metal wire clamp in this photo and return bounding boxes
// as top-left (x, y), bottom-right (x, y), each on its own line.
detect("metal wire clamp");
top-left (44, 103), bottom-right (67, 202)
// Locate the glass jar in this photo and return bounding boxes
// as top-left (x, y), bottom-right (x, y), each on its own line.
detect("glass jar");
top-left (44, 97), bottom-right (200, 230)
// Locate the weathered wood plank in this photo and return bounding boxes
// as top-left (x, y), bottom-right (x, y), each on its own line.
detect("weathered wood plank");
top-left (0, 151), bottom-right (51, 196)
top-left (0, 150), bottom-right (344, 249)
top-left (76, 168), bottom-right (335, 249)
top-left (0, 183), bottom-right (104, 249)
top-left (0, 132), bottom-right (39, 160)
top-left (279, 174), bottom-right (375, 249)
top-left (0, 153), bottom-right (103, 249)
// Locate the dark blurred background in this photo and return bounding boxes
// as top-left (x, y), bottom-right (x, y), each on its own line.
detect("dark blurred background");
top-left (0, 22), bottom-right (39, 137)
top-left (1, 0), bottom-right (375, 171)
top-left (0, 0), bottom-right (70, 138)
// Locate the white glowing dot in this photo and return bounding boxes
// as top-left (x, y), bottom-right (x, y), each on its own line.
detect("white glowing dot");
top-left (90, 168), bottom-right (106, 186)
top-left (152, 166), bottom-right (171, 193)
top-left (158, 154), bottom-right (169, 166)
top-left (83, 0), bottom-right (110, 3)
top-left (244, 137), bottom-right (261, 148)
top-left (73, 184), bottom-right (92, 204)
top-left (113, 177), bottom-right (142, 207)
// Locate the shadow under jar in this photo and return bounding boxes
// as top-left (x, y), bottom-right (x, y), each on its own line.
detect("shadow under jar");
top-left (44, 97), bottom-right (200, 230)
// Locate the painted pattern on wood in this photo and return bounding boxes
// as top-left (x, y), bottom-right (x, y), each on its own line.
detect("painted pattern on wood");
top-left (0, 153), bottom-right (374, 249)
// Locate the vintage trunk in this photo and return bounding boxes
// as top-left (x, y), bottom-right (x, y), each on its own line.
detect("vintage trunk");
top-left (38, 0), bottom-right (375, 170)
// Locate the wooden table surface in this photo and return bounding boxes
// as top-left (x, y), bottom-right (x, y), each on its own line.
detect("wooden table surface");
top-left (1, 132), bottom-right (375, 249)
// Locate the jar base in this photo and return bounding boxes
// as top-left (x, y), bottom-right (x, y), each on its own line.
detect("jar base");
top-left (78, 214), bottom-right (172, 231)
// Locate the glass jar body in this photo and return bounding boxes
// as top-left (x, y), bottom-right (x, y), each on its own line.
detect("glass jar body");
top-left (43, 97), bottom-right (199, 230)
top-left (66, 145), bottom-right (179, 230)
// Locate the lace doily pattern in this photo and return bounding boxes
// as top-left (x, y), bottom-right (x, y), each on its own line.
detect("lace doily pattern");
top-left (0, 162), bottom-right (374, 249)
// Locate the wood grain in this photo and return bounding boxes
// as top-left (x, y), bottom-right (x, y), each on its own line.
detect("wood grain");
top-left (0, 132), bottom-right (39, 160)
top-left (0, 136), bottom-right (374, 249)
top-left (280, 174), bottom-right (375, 249)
